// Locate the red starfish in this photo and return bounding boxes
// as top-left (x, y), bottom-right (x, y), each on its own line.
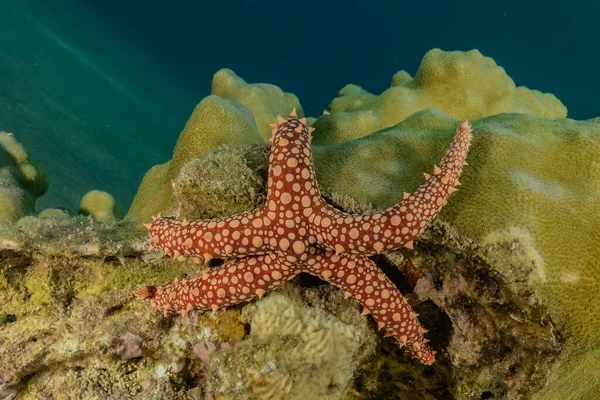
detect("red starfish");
top-left (137, 110), bottom-right (472, 365)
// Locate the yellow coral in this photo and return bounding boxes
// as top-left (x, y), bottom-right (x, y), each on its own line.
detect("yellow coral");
top-left (171, 95), bottom-right (262, 175)
top-left (126, 96), bottom-right (263, 223)
top-left (127, 70), bottom-right (304, 223)
top-left (312, 109), bottom-right (600, 398)
top-left (0, 132), bottom-right (48, 225)
top-left (212, 69), bottom-right (304, 140)
top-left (313, 49), bottom-right (567, 144)
top-left (79, 190), bottom-right (124, 223)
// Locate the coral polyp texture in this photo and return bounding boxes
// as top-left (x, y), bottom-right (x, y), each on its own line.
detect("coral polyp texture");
top-left (208, 293), bottom-right (362, 400)
top-left (137, 110), bottom-right (472, 365)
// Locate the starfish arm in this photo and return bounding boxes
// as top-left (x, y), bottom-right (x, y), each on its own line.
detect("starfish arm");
top-left (313, 121), bottom-right (472, 255)
top-left (147, 208), bottom-right (276, 261)
top-left (303, 251), bottom-right (435, 365)
top-left (265, 113), bottom-right (326, 221)
top-left (136, 253), bottom-right (299, 315)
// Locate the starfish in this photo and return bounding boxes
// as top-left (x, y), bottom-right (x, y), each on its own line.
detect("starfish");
top-left (137, 109), bottom-right (472, 365)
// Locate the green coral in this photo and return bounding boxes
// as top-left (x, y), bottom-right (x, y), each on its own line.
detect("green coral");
top-left (313, 49), bottom-right (567, 145)
top-left (0, 132), bottom-right (48, 225)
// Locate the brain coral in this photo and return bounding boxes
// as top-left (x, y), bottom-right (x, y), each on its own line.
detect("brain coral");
top-left (0, 132), bottom-right (48, 225)
top-left (208, 293), bottom-right (359, 400)
top-left (313, 49), bottom-right (567, 145)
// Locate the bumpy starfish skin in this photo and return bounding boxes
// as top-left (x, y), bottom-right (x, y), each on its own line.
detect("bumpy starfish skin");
top-left (138, 110), bottom-right (472, 365)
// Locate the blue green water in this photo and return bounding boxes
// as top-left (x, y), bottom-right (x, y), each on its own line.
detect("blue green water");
top-left (0, 0), bottom-right (597, 213)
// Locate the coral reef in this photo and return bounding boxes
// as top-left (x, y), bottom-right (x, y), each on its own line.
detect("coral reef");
top-left (2, 47), bottom-right (599, 398)
top-left (0, 213), bottom-right (563, 399)
top-left (124, 49), bottom-right (599, 397)
top-left (137, 112), bottom-right (472, 364)
top-left (0, 131), bottom-right (48, 225)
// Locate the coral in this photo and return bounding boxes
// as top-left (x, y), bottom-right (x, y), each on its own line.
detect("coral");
top-left (312, 49), bottom-right (567, 145)
top-left (207, 293), bottom-right (360, 400)
top-left (137, 112), bottom-right (472, 364)
top-left (211, 68), bottom-right (304, 140)
top-left (328, 84), bottom-right (379, 113)
top-left (38, 207), bottom-right (70, 218)
top-left (0, 215), bottom-right (566, 398)
top-left (136, 103), bottom-right (598, 394)
top-left (0, 132), bottom-right (48, 225)
top-left (312, 109), bottom-right (600, 397)
top-left (535, 347), bottom-right (600, 400)
top-left (60, 47), bottom-right (598, 396)
top-left (170, 95), bottom-right (263, 177)
top-left (78, 189), bottom-right (124, 223)
top-left (126, 96), bottom-right (265, 223)
top-left (127, 69), bottom-right (306, 224)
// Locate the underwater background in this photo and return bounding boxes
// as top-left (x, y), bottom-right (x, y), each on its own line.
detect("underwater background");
top-left (2, 1), bottom-right (600, 399)
top-left (0, 0), bottom-right (598, 213)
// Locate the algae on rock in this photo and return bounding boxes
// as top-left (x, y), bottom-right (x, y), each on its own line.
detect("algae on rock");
top-left (172, 144), bottom-right (270, 220)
